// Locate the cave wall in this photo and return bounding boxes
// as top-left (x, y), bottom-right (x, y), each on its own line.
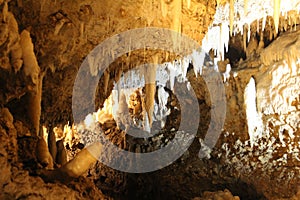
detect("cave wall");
top-left (0, 0), bottom-right (300, 199)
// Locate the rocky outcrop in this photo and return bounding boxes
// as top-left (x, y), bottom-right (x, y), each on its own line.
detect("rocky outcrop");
top-left (0, 107), bottom-right (107, 199)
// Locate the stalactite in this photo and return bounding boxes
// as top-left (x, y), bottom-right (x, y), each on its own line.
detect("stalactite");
top-left (186, 0), bottom-right (191, 9)
top-left (144, 65), bottom-right (156, 129)
top-left (79, 22), bottom-right (84, 37)
top-left (20, 30), bottom-right (40, 86)
top-left (229, 0), bottom-right (234, 36)
top-left (220, 23), bottom-right (229, 60)
top-left (167, 62), bottom-right (175, 90)
top-left (8, 12), bottom-right (23, 72)
top-left (262, 16), bottom-right (266, 31)
top-left (20, 30), bottom-right (42, 136)
top-left (161, 0), bottom-right (168, 18)
top-left (173, 0), bottom-right (182, 33)
top-left (116, 92), bottom-right (131, 132)
top-left (26, 74), bottom-right (43, 136)
top-left (191, 50), bottom-right (205, 77)
top-left (247, 23), bottom-right (251, 43)
top-left (283, 17), bottom-right (288, 31)
top-left (2, 1), bottom-right (8, 22)
top-left (293, 15), bottom-right (297, 31)
top-left (243, 25), bottom-right (247, 53)
top-left (273, 0), bottom-right (281, 34)
top-left (257, 31), bottom-right (264, 53)
top-left (145, 0), bottom-right (154, 26)
top-left (244, 0), bottom-right (248, 16)
top-left (115, 68), bottom-right (122, 83)
top-left (171, 0), bottom-right (182, 45)
top-left (269, 28), bottom-right (273, 41)
top-left (103, 70), bottom-right (110, 95)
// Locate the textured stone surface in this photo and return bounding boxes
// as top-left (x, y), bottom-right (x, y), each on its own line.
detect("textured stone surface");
top-left (0, 0), bottom-right (300, 199)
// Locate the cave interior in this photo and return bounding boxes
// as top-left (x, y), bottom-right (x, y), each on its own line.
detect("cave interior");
top-left (0, 0), bottom-right (300, 199)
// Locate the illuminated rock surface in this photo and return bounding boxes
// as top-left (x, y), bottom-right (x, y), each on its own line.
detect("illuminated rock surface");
top-left (0, 0), bottom-right (300, 199)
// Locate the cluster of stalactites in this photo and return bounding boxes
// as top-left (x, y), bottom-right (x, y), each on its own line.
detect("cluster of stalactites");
top-left (203, 0), bottom-right (300, 60)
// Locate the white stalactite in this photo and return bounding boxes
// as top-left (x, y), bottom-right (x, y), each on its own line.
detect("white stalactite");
top-left (191, 49), bottom-right (205, 77)
top-left (273, 0), bottom-right (281, 34)
top-left (157, 87), bottom-right (170, 128)
top-left (203, 0), bottom-right (300, 61)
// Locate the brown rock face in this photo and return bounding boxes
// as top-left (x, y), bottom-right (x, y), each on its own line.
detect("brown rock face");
top-left (1, 0), bottom-right (300, 200)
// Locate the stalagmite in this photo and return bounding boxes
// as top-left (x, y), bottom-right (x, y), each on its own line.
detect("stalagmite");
top-left (48, 129), bottom-right (57, 162)
top-left (20, 30), bottom-right (42, 135)
top-left (273, 0), bottom-right (281, 34)
top-left (36, 136), bottom-right (54, 169)
top-left (41, 142), bottom-right (102, 181)
top-left (56, 139), bottom-right (67, 165)
top-left (61, 142), bottom-right (102, 177)
top-left (244, 77), bottom-right (263, 147)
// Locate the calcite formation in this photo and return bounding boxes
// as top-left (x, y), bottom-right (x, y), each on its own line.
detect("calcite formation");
top-left (0, 0), bottom-right (300, 199)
